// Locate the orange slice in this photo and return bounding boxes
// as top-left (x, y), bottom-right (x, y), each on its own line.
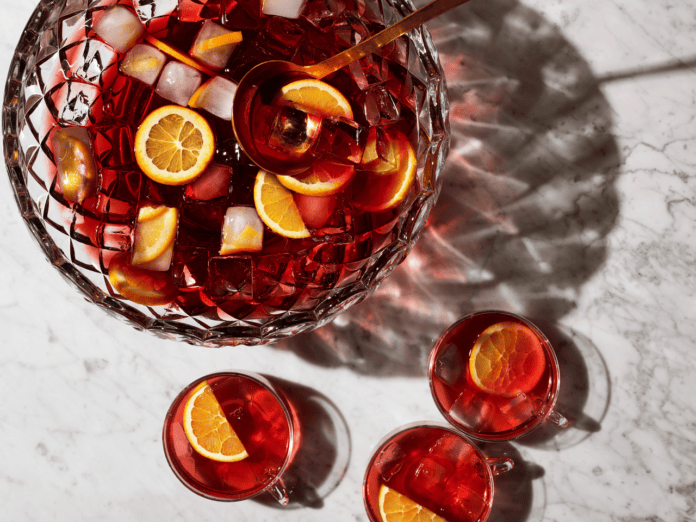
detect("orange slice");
top-left (131, 203), bottom-right (178, 265)
top-left (187, 78), bottom-right (210, 109)
top-left (378, 485), bottom-right (448, 522)
top-left (276, 78), bottom-right (353, 119)
top-left (183, 381), bottom-right (248, 463)
top-left (145, 35), bottom-right (216, 76)
top-left (108, 254), bottom-right (178, 306)
top-left (352, 130), bottom-right (417, 212)
top-left (276, 159), bottom-right (355, 196)
top-left (469, 321), bottom-right (546, 397)
top-left (191, 31), bottom-right (243, 55)
top-left (253, 170), bottom-right (310, 238)
top-left (135, 105), bottom-right (215, 186)
top-left (361, 127), bottom-right (405, 174)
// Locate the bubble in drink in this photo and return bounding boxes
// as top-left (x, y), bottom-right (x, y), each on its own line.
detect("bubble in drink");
top-left (267, 106), bottom-right (323, 158)
top-left (155, 61), bottom-right (202, 106)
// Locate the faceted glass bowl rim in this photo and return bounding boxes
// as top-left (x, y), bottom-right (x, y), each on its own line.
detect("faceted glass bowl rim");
top-left (3, 0), bottom-right (450, 346)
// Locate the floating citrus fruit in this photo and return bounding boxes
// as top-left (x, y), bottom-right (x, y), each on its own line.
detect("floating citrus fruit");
top-left (277, 159), bottom-right (355, 196)
top-left (469, 321), bottom-right (546, 397)
top-left (183, 381), bottom-right (248, 463)
top-left (145, 35), bottom-right (215, 76)
top-left (254, 170), bottom-right (310, 238)
top-left (135, 105), bottom-right (215, 186)
top-left (276, 78), bottom-right (353, 119)
top-left (131, 203), bottom-right (178, 266)
top-left (108, 254), bottom-right (178, 306)
top-left (378, 485), bottom-right (448, 522)
top-left (352, 130), bottom-right (417, 212)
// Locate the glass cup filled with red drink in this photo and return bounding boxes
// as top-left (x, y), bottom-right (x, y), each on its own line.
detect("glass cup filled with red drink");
top-left (428, 310), bottom-right (569, 442)
top-left (162, 370), bottom-right (297, 503)
top-left (363, 421), bottom-right (513, 522)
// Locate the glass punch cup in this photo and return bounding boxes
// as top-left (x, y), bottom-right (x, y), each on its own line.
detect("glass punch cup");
top-left (363, 421), bottom-right (514, 522)
top-left (163, 371), bottom-right (296, 504)
top-left (428, 311), bottom-right (569, 442)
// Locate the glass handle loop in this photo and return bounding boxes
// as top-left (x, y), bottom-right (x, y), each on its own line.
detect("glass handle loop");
top-left (548, 410), bottom-right (570, 428)
top-left (269, 479), bottom-right (290, 505)
top-left (486, 457), bottom-right (514, 476)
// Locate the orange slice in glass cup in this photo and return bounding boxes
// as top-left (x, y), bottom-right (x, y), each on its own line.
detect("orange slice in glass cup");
top-left (107, 254), bottom-right (178, 307)
top-left (378, 485), bottom-right (448, 522)
top-left (183, 381), bottom-right (248, 462)
top-left (469, 321), bottom-right (546, 397)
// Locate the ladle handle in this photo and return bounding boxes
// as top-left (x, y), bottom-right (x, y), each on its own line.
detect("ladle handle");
top-left (304, 0), bottom-right (472, 78)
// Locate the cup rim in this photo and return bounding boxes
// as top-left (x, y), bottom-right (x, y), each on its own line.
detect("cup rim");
top-left (427, 310), bottom-right (562, 442)
top-left (362, 420), bottom-right (496, 522)
top-left (161, 370), bottom-right (295, 502)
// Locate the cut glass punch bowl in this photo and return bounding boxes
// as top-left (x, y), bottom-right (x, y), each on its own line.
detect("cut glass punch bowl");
top-left (3, 0), bottom-right (449, 346)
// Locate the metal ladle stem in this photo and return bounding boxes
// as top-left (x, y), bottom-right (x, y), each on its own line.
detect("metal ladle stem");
top-left (304, 0), bottom-right (472, 79)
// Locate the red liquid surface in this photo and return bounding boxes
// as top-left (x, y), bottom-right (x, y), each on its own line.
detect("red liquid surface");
top-left (364, 425), bottom-right (492, 522)
top-left (163, 373), bottom-right (291, 500)
top-left (53, 0), bottom-right (425, 321)
top-left (429, 312), bottom-right (559, 441)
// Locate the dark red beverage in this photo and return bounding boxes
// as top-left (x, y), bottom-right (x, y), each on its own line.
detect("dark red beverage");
top-left (363, 423), bottom-right (504, 522)
top-left (428, 311), bottom-right (561, 441)
top-left (162, 371), bottom-right (295, 502)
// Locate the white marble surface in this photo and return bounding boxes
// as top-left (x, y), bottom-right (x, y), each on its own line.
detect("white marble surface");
top-left (2, 0), bottom-right (696, 521)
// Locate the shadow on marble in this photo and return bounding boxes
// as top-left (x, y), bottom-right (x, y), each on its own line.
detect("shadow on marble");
top-left (514, 321), bottom-right (611, 450)
top-left (275, 0), bottom-right (622, 378)
top-left (252, 377), bottom-right (351, 509)
top-left (477, 441), bottom-right (545, 522)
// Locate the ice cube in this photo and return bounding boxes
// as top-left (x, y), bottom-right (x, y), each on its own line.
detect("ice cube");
top-left (50, 126), bottom-right (98, 204)
top-left (190, 20), bottom-right (241, 70)
top-left (133, 0), bottom-right (177, 32)
top-left (131, 204), bottom-right (178, 271)
top-left (185, 163), bottom-right (232, 201)
top-left (427, 432), bottom-right (475, 464)
top-left (261, 0), bottom-right (307, 19)
top-left (267, 106), bottom-right (323, 157)
top-left (93, 5), bottom-right (146, 54)
top-left (314, 117), bottom-right (367, 164)
top-left (434, 342), bottom-right (465, 386)
top-left (374, 440), bottom-right (406, 482)
top-left (51, 81), bottom-right (103, 126)
top-left (191, 76), bottom-right (237, 120)
top-left (155, 61), bottom-right (202, 106)
top-left (220, 206), bottom-right (264, 255)
top-left (120, 43), bottom-right (166, 85)
top-left (410, 456), bottom-right (454, 499)
top-left (64, 38), bottom-right (119, 88)
top-left (207, 255), bottom-right (254, 300)
top-left (449, 390), bottom-right (495, 433)
top-left (359, 85), bottom-right (400, 126)
top-left (498, 393), bottom-right (539, 428)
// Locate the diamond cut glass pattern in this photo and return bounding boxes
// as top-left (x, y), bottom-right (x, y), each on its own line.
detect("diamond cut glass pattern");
top-left (4, 0), bottom-right (449, 346)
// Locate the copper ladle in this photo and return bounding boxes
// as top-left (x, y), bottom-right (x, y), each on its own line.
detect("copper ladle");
top-left (231, 0), bottom-right (472, 176)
